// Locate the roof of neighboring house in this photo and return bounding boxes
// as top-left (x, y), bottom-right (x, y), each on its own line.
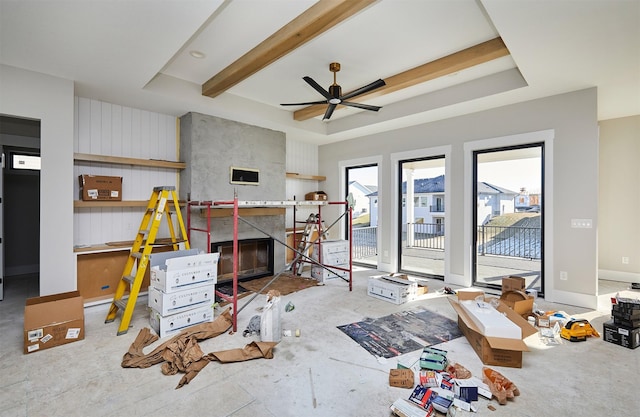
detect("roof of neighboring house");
top-left (401, 175), bottom-right (446, 194)
top-left (477, 182), bottom-right (518, 195)
top-left (348, 180), bottom-right (376, 195)
top-left (367, 176), bottom-right (517, 197)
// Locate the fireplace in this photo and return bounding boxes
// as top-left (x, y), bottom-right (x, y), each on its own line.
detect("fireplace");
top-left (212, 237), bottom-right (274, 283)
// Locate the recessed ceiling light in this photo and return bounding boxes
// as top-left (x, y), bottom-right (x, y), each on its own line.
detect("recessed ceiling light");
top-left (189, 50), bottom-right (206, 59)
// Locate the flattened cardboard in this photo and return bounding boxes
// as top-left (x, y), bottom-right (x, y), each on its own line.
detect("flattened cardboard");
top-left (24, 291), bottom-right (85, 354)
top-left (448, 291), bottom-right (537, 368)
top-left (389, 368), bottom-right (415, 388)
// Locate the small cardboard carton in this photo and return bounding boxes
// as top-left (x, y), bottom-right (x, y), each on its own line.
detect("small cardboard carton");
top-left (24, 291), bottom-right (85, 354)
top-left (448, 290), bottom-right (537, 368)
top-left (501, 276), bottom-right (526, 293)
top-left (499, 290), bottom-right (534, 318)
top-left (79, 174), bottom-right (122, 201)
top-left (305, 191), bottom-right (327, 201)
top-left (389, 368), bottom-right (415, 388)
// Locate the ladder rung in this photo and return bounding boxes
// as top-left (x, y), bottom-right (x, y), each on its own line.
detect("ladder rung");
top-left (139, 229), bottom-right (149, 235)
top-left (123, 274), bottom-right (136, 285)
top-left (114, 299), bottom-right (127, 311)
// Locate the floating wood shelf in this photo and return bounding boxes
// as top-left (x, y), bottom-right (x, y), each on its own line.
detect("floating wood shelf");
top-left (74, 153), bottom-right (186, 169)
top-left (286, 172), bottom-right (326, 181)
top-left (74, 200), bottom-right (185, 208)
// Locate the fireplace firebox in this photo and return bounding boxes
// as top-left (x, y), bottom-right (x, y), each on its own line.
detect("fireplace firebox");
top-left (212, 237), bottom-right (274, 283)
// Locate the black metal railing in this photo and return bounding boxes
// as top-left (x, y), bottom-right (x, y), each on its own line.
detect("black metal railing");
top-left (351, 223), bottom-right (541, 261)
top-left (477, 225), bottom-right (541, 259)
top-left (352, 226), bottom-right (377, 259)
top-left (406, 222), bottom-right (445, 250)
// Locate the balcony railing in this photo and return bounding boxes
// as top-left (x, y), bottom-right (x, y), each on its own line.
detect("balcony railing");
top-left (351, 223), bottom-right (541, 261)
top-left (352, 226), bottom-right (377, 259)
top-left (477, 225), bottom-right (541, 259)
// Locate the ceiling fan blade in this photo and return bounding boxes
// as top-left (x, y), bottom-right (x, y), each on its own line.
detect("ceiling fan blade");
top-left (303, 76), bottom-right (332, 100)
top-left (323, 103), bottom-right (338, 120)
top-left (340, 79), bottom-right (386, 101)
top-left (341, 101), bottom-right (382, 112)
top-left (280, 100), bottom-right (327, 106)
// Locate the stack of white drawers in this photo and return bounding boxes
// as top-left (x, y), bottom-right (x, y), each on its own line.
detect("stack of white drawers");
top-left (147, 250), bottom-right (219, 338)
top-left (311, 239), bottom-right (349, 284)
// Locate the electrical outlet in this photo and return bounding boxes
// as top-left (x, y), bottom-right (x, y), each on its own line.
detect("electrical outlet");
top-left (622, 257), bottom-right (630, 265)
top-left (560, 271), bottom-right (568, 281)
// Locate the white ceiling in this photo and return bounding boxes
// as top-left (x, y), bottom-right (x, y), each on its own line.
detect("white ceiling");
top-left (1, 0), bottom-right (638, 145)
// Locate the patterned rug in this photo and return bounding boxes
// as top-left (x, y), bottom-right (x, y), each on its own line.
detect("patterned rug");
top-left (337, 308), bottom-right (462, 358)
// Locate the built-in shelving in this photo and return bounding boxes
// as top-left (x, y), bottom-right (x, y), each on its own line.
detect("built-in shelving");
top-left (74, 153), bottom-right (186, 169)
top-left (286, 172), bottom-right (326, 181)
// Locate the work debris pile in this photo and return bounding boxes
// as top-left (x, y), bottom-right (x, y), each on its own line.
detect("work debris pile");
top-left (389, 346), bottom-right (520, 416)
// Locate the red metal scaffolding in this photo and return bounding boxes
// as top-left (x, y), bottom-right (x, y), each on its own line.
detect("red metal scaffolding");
top-left (187, 196), bottom-right (353, 332)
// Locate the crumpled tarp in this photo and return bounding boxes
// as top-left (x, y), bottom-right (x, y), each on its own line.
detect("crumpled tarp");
top-left (121, 308), bottom-right (278, 389)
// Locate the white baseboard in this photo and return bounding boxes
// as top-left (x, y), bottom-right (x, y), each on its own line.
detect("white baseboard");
top-left (546, 288), bottom-right (598, 310)
top-left (598, 269), bottom-right (640, 283)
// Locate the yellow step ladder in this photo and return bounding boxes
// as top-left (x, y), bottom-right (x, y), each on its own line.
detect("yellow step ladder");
top-left (105, 186), bottom-right (190, 335)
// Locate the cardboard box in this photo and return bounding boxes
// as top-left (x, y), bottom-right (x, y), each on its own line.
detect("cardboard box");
top-left (150, 252), bottom-right (219, 293)
top-left (499, 290), bottom-right (534, 318)
top-left (448, 290), bottom-right (537, 368)
top-left (305, 191), bottom-right (327, 201)
top-left (390, 398), bottom-right (434, 417)
top-left (368, 275), bottom-right (420, 305)
top-left (312, 240), bottom-right (349, 257)
top-left (148, 284), bottom-right (215, 316)
top-left (311, 265), bottom-right (349, 283)
top-left (603, 320), bottom-right (640, 349)
top-left (389, 368), bottom-right (415, 388)
top-left (24, 291), bottom-right (85, 354)
top-left (501, 276), bottom-right (526, 293)
top-left (79, 174), bottom-right (122, 201)
top-left (458, 298), bottom-right (522, 339)
top-left (149, 304), bottom-right (214, 338)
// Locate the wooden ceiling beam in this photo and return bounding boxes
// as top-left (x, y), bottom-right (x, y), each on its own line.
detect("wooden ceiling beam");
top-left (202, 0), bottom-right (377, 98)
top-left (293, 37), bottom-right (510, 121)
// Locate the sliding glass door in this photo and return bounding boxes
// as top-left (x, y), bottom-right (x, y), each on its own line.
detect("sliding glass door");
top-left (472, 144), bottom-right (544, 295)
top-left (346, 164), bottom-right (378, 267)
top-left (398, 156), bottom-right (446, 278)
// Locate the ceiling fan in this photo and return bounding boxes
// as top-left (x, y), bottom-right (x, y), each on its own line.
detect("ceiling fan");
top-left (280, 62), bottom-right (386, 120)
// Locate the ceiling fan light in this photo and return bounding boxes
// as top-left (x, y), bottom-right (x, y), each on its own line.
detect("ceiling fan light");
top-left (329, 98), bottom-right (341, 105)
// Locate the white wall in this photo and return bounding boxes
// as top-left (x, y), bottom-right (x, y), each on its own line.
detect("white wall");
top-left (0, 65), bottom-right (75, 296)
top-left (598, 115), bottom-right (640, 283)
top-left (319, 88), bottom-right (599, 308)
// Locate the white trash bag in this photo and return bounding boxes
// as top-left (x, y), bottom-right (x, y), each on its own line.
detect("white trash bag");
top-left (260, 290), bottom-right (282, 342)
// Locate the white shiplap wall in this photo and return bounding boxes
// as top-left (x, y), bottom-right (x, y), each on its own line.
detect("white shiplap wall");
top-left (285, 138), bottom-right (322, 228)
top-left (73, 97), bottom-right (179, 246)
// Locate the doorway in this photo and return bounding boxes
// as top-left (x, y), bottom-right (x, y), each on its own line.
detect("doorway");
top-left (472, 144), bottom-right (544, 295)
top-left (398, 156), bottom-right (446, 278)
top-left (345, 164), bottom-right (378, 267)
top-left (0, 116), bottom-right (41, 301)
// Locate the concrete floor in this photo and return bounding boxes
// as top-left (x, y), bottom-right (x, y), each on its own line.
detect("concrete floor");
top-left (1, 269), bottom-right (639, 417)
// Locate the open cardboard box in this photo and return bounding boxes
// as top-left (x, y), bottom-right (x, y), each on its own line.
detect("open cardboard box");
top-left (448, 289), bottom-right (537, 368)
top-left (24, 291), bottom-right (85, 354)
